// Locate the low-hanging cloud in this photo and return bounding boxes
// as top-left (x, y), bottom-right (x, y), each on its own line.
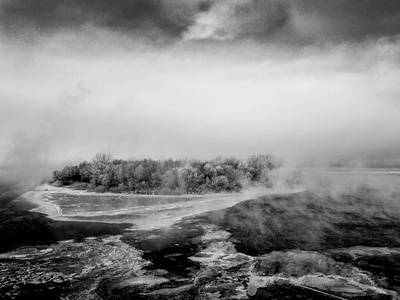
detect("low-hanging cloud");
top-left (1, 37), bottom-right (400, 167)
top-left (0, 81), bottom-right (92, 187)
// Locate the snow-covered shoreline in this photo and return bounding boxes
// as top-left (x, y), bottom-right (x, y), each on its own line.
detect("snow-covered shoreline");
top-left (22, 184), bottom-right (62, 217)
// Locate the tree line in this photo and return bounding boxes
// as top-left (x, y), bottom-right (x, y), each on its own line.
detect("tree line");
top-left (52, 154), bottom-right (280, 195)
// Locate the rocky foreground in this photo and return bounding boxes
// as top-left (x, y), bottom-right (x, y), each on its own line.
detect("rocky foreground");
top-left (1, 222), bottom-right (399, 299)
top-left (2, 186), bottom-right (400, 299)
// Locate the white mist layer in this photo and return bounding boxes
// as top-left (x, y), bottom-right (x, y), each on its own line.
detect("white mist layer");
top-left (0, 32), bottom-right (399, 174)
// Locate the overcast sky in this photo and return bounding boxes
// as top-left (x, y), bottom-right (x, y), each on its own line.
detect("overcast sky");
top-left (1, 0), bottom-right (400, 168)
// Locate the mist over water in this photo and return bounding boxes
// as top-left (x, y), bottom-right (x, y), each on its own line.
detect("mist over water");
top-left (196, 170), bottom-right (400, 257)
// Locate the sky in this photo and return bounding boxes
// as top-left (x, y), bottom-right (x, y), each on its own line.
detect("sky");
top-left (1, 0), bottom-right (400, 169)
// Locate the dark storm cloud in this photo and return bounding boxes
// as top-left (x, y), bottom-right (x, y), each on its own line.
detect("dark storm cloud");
top-left (0, 0), bottom-right (196, 39)
top-left (182, 0), bottom-right (291, 41)
top-left (1, 0), bottom-right (400, 43)
top-left (230, 0), bottom-right (290, 39)
top-left (184, 0), bottom-right (400, 42)
top-left (291, 0), bottom-right (400, 42)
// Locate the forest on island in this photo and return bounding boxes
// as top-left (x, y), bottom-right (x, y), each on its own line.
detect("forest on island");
top-left (52, 154), bottom-right (287, 195)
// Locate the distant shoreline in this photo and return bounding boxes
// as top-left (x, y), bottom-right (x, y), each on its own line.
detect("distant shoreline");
top-left (322, 171), bottom-right (400, 174)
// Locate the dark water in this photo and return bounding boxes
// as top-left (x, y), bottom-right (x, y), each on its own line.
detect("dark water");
top-left (0, 183), bottom-right (130, 253)
top-left (201, 190), bottom-right (400, 255)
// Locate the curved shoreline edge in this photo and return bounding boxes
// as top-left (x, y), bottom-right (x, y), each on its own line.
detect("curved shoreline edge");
top-left (22, 184), bottom-right (305, 227)
top-left (23, 185), bottom-right (62, 217)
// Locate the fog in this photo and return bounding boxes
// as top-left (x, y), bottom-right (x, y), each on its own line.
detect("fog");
top-left (1, 0), bottom-right (400, 178)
